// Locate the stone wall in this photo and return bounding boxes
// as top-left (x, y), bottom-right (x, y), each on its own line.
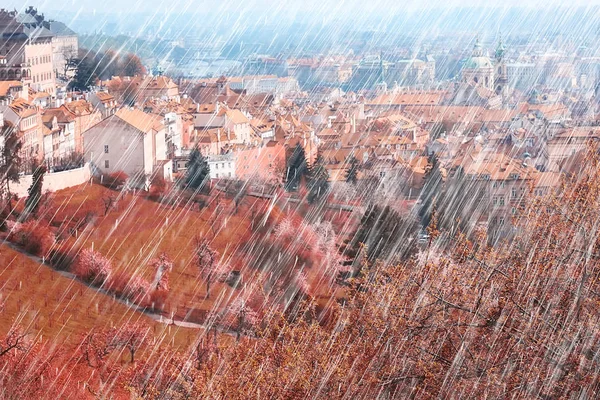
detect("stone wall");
top-left (12, 163), bottom-right (91, 198)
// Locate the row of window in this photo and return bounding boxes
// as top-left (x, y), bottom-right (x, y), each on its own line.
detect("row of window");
top-left (492, 190), bottom-right (525, 206)
top-left (214, 162), bottom-right (231, 169)
top-left (481, 173), bottom-right (521, 181)
top-left (33, 72), bottom-right (52, 83)
top-left (27, 55), bottom-right (51, 65)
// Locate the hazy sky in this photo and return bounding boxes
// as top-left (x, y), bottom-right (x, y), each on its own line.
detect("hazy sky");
top-left (6, 0), bottom-right (600, 14)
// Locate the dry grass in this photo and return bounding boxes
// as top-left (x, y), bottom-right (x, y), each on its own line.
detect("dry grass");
top-left (44, 183), bottom-right (286, 322)
top-left (0, 243), bottom-right (199, 349)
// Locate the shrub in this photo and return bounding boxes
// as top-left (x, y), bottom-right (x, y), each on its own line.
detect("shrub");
top-left (148, 289), bottom-right (168, 312)
top-left (7, 220), bottom-right (55, 257)
top-left (73, 248), bottom-right (112, 286)
top-left (122, 276), bottom-right (151, 306)
top-left (101, 171), bottom-right (128, 190)
top-left (148, 175), bottom-right (168, 201)
top-left (150, 253), bottom-right (172, 291)
top-left (48, 249), bottom-right (75, 271)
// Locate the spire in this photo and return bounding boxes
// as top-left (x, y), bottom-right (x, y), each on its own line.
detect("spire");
top-left (495, 33), bottom-right (506, 60)
top-left (378, 51), bottom-right (385, 83)
top-left (472, 35), bottom-right (483, 57)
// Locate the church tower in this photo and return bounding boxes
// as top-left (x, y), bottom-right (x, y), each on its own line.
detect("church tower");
top-left (375, 53), bottom-right (388, 94)
top-left (494, 36), bottom-right (508, 98)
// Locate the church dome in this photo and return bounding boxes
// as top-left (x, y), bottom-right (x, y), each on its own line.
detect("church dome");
top-left (463, 38), bottom-right (493, 70)
top-left (463, 56), bottom-right (493, 69)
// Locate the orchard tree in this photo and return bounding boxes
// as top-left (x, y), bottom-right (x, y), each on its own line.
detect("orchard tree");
top-left (221, 297), bottom-right (259, 341)
top-left (112, 323), bottom-right (150, 363)
top-left (194, 238), bottom-right (223, 299)
top-left (151, 252), bottom-right (173, 291)
top-left (73, 248), bottom-right (112, 286)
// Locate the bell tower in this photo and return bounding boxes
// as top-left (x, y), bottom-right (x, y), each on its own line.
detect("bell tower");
top-left (494, 35), bottom-right (508, 98)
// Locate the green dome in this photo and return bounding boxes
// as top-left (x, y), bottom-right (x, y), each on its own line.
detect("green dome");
top-left (463, 56), bottom-right (493, 69)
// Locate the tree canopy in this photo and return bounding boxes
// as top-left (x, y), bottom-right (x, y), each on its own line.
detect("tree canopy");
top-left (185, 147), bottom-right (210, 192)
top-left (285, 143), bottom-right (307, 192)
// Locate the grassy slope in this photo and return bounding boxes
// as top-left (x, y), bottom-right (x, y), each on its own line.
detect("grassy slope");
top-left (44, 183), bottom-right (285, 321)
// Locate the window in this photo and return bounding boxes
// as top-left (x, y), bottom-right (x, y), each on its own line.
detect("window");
top-left (104, 160), bottom-right (109, 168)
top-left (104, 145), bottom-right (109, 153)
top-left (493, 196), bottom-right (505, 207)
top-left (221, 163), bottom-right (225, 168)
top-left (481, 174), bottom-right (491, 180)
top-left (509, 173), bottom-right (520, 180)
top-left (228, 172), bottom-right (231, 177)
top-left (511, 188), bottom-right (518, 198)
top-left (499, 217), bottom-right (505, 226)
top-left (380, 171), bottom-right (386, 178)
top-left (512, 207), bottom-right (517, 215)
top-left (493, 181), bottom-right (504, 189)
top-left (215, 173), bottom-right (219, 178)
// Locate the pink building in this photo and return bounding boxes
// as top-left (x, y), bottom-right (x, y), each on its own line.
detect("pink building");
top-left (235, 141), bottom-right (286, 182)
top-left (0, 8), bottom-right (55, 95)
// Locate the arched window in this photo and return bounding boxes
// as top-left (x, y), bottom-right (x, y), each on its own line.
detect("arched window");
top-left (7, 70), bottom-right (14, 79)
top-left (473, 76), bottom-right (479, 84)
top-left (485, 77), bottom-right (489, 86)
top-left (0, 70), bottom-right (6, 79)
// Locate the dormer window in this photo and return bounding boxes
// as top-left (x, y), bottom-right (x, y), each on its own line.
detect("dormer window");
top-left (509, 173), bottom-right (519, 180)
top-left (481, 174), bottom-right (491, 180)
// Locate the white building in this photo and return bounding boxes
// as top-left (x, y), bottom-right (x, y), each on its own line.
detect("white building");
top-left (208, 153), bottom-right (235, 180)
top-left (227, 75), bottom-right (299, 95)
top-left (83, 108), bottom-right (171, 184)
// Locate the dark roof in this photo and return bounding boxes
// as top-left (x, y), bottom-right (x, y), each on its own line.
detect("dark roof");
top-left (48, 21), bottom-right (76, 37)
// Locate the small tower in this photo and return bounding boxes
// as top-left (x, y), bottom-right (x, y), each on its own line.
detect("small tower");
top-left (374, 53), bottom-right (388, 94)
top-left (494, 35), bottom-right (508, 97)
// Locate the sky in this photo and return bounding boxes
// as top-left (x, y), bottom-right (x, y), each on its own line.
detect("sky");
top-left (5, 0), bottom-right (600, 14)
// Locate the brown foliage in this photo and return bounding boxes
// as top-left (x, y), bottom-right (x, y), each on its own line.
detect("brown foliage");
top-left (7, 220), bottom-right (55, 257)
top-left (101, 171), bottom-right (128, 190)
